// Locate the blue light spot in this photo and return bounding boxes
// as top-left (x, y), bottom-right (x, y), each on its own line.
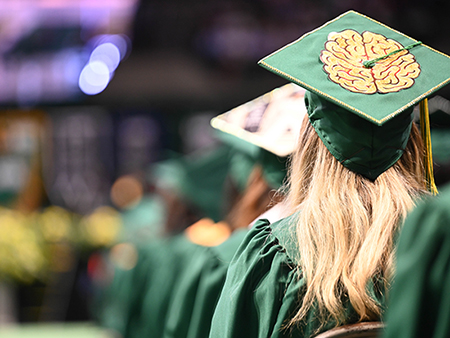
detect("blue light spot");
top-left (78, 61), bottom-right (110, 95)
top-left (90, 43), bottom-right (121, 73)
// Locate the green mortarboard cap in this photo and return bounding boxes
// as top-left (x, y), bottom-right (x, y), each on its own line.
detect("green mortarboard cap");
top-left (180, 146), bottom-right (232, 222)
top-left (151, 155), bottom-right (187, 193)
top-left (258, 10), bottom-right (450, 180)
top-left (151, 147), bottom-right (232, 222)
top-left (211, 83), bottom-right (307, 188)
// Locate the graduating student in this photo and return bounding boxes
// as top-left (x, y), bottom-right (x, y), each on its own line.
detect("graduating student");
top-left (208, 10), bottom-right (450, 338)
top-left (95, 147), bottom-right (235, 337)
top-left (162, 83), bottom-right (306, 338)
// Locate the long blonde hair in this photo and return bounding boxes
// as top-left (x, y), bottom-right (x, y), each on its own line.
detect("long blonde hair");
top-left (286, 116), bottom-right (427, 328)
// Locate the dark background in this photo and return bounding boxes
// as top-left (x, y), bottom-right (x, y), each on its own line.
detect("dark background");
top-left (100, 0), bottom-right (450, 111)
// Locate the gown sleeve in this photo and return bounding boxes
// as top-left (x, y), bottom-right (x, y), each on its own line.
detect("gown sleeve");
top-left (96, 238), bottom-right (167, 336)
top-left (384, 188), bottom-right (450, 338)
top-left (97, 234), bottom-right (202, 338)
top-left (132, 235), bottom-right (205, 338)
top-left (163, 229), bottom-right (249, 338)
top-left (208, 218), bottom-right (309, 338)
top-left (209, 216), bottom-right (380, 338)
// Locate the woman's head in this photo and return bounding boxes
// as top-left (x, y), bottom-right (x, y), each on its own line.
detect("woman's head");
top-left (287, 111), bottom-right (426, 211)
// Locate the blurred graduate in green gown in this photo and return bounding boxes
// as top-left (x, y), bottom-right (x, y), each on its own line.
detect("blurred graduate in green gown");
top-left (383, 120), bottom-right (450, 338)
top-left (95, 145), bottom-right (234, 337)
top-left (383, 184), bottom-right (450, 338)
top-left (208, 10), bottom-right (450, 338)
top-left (161, 83), bottom-right (307, 338)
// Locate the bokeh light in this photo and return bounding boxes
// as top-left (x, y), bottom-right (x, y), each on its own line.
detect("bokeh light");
top-left (109, 242), bottom-right (138, 271)
top-left (90, 34), bottom-right (131, 61)
top-left (78, 34), bottom-right (131, 95)
top-left (89, 43), bottom-right (121, 73)
top-left (78, 60), bottom-right (110, 95)
top-left (110, 175), bottom-right (144, 209)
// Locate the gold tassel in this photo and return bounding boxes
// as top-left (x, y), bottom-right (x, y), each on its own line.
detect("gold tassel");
top-left (419, 98), bottom-right (438, 195)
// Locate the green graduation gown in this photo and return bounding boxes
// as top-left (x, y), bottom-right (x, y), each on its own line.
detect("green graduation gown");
top-left (98, 227), bottom-right (249, 338)
top-left (163, 229), bottom-right (249, 338)
top-left (98, 234), bottom-right (203, 338)
top-left (209, 215), bottom-right (386, 338)
top-left (383, 185), bottom-right (450, 338)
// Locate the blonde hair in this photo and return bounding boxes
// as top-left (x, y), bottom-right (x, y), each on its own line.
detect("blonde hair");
top-left (285, 116), bottom-right (427, 329)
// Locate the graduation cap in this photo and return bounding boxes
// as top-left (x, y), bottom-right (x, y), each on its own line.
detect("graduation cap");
top-left (211, 83), bottom-right (307, 189)
top-left (258, 10), bottom-right (450, 191)
top-left (151, 147), bottom-right (232, 222)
